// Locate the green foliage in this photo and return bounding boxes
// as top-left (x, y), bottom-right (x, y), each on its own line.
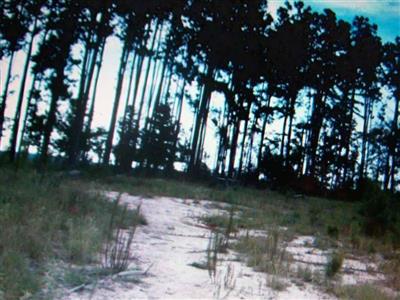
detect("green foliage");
top-left (282, 211), bottom-right (301, 225)
top-left (327, 225), bottom-right (339, 239)
top-left (102, 196), bottom-right (140, 273)
top-left (334, 284), bottom-right (392, 300)
top-left (0, 169), bottom-right (145, 298)
top-left (295, 266), bottom-right (313, 283)
top-left (234, 228), bottom-right (291, 275)
top-left (359, 179), bottom-right (399, 239)
top-left (114, 106), bottom-right (138, 172)
top-left (139, 104), bottom-right (177, 172)
top-left (325, 251), bottom-right (344, 278)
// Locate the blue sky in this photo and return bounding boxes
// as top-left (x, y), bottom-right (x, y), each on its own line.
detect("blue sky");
top-left (269, 0), bottom-right (400, 41)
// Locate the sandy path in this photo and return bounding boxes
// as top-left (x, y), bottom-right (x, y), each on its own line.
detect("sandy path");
top-left (67, 193), bottom-right (336, 300)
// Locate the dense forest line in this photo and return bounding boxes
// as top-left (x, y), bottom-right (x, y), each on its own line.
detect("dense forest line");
top-left (0, 0), bottom-right (399, 194)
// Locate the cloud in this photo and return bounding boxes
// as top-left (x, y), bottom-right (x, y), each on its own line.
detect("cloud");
top-left (306, 0), bottom-right (400, 15)
top-left (267, 0), bottom-right (400, 16)
top-left (267, 0), bottom-right (400, 41)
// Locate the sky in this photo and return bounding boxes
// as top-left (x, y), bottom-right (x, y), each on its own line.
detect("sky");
top-left (0, 0), bottom-right (399, 168)
top-left (269, 0), bottom-right (400, 41)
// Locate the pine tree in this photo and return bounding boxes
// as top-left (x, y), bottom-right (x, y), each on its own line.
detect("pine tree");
top-left (139, 104), bottom-right (176, 172)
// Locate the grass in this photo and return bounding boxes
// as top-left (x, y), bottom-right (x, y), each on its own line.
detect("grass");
top-left (267, 275), bottom-right (288, 291)
top-left (334, 284), bottom-right (393, 300)
top-left (381, 253), bottom-right (400, 291)
top-left (325, 251), bottom-right (344, 278)
top-left (1, 167), bottom-right (398, 297)
top-left (234, 228), bottom-right (292, 275)
top-left (0, 168), bottom-right (145, 299)
top-left (295, 266), bottom-right (313, 283)
top-left (95, 173), bottom-right (400, 255)
top-left (95, 173), bottom-right (400, 293)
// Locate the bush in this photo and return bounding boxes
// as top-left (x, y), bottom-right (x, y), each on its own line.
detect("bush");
top-left (325, 251), bottom-right (343, 278)
top-left (327, 225), bottom-right (339, 239)
top-left (358, 179), bottom-right (396, 237)
top-left (334, 284), bottom-right (391, 300)
top-left (0, 169), bottom-right (144, 298)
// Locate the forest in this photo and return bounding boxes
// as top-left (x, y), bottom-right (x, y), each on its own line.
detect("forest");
top-left (0, 0), bottom-right (399, 195)
top-left (1, 1), bottom-right (400, 299)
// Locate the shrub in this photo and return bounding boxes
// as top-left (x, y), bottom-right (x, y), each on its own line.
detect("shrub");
top-left (327, 225), bottom-right (339, 239)
top-left (0, 169), bottom-right (145, 298)
top-left (102, 196), bottom-right (140, 273)
top-left (325, 251), bottom-right (344, 278)
top-left (234, 228), bottom-right (291, 275)
top-left (334, 284), bottom-right (391, 300)
top-left (296, 266), bottom-right (313, 283)
top-left (358, 179), bottom-right (398, 238)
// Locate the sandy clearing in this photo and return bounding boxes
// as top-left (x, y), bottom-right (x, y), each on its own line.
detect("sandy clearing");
top-left (65, 193), bottom-right (386, 300)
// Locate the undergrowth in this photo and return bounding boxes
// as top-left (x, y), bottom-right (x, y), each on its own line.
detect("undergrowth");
top-left (0, 169), bottom-right (144, 299)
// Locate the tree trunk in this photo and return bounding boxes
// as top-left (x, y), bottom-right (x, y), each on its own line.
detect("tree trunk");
top-left (280, 106), bottom-right (288, 158)
top-left (306, 91), bottom-right (325, 177)
top-left (390, 90), bottom-right (399, 192)
top-left (149, 64), bottom-right (168, 130)
top-left (257, 93), bottom-right (272, 167)
top-left (84, 38), bottom-right (106, 135)
top-left (103, 40), bottom-right (129, 164)
top-left (0, 51), bottom-right (16, 147)
top-left (173, 80), bottom-right (185, 151)
top-left (41, 74), bottom-right (65, 162)
top-left (359, 97), bottom-right (371, 181)
top-left (238, 106), bottom-right (250, 176)
top-left (285, 94), bottom-right (297, 166)
top-left (18, 72), bottom-right (38, 154)
top-left (69, 33), bottom-right (106, 165)
top-left (9, 21), bottom-right (37, 161)
top-left (195, 84), bottom-right (213, 169)
top-left (189, 71), bottom-right (212, 172)
top-left (161, 69), bottom-right (173, 105)
top-left (246, 119), bottom-right (256, 172)
top-left (126, 55), bottom-right (144, 127)
top-left (227, 116), bottom-right (241, 178)
top-left (121, 53), bottom-right (138, 128)
top-left (143, 26), bottom-right (163, 125)
top-left (216, 103), bottom-right (228, 175)
top-left (342, 87), bottom-right (356, 184)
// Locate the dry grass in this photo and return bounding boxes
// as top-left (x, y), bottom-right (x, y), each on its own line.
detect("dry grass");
top-left (234, 228), bottom-right (292, 276)
top-left (0, 169), bottom-right (145, 299)
top-left (334, 284), bottom-right (394, 300)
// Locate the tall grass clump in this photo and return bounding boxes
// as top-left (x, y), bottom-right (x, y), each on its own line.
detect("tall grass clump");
top-left (0, 169), bottom-right (143, 299)
top-left (334, 284), bottom-right (392, 300)
top-left (103, 195), bottom-right (141, 273)
top-left (234, 228), bottom-right (291, 275)
top-left (325, 251), bottom-right (344, 278)
top-left (359, 179), bottom-right (399, 240)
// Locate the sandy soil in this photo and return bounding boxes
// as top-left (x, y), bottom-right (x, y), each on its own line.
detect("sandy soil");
top-left (65, 193), bottom-right (386, 300)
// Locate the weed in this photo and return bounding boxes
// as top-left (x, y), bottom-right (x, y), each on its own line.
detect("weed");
top-left (295, 266), bottom-right (313, 283)
top-left (102, 195), bottom-right (140, 273)
top-left (202, 214), bottom-right (231, 232)
top-left (282, 211), bottom-right (301, 225)
top-left (309, 207), bottom-right (321, 226)
top-left (234, 228), bottom-right (291, 276)
top-left (325, 251), bottom-right (344, 278)
top-left (334, 284), bottom-right (392, 300)
top-left (267, 275), bottom-right (288, 291)
top-left (205, 228), bottom-right (231, 278)
top-left (381, 253), bottom-right (400, 290)
top-left (313, 235), bottom-right (337, 250)
top-left (0, 169), bottom-right (145, 298)
top-left (327, 225), bottom-right (339, 239)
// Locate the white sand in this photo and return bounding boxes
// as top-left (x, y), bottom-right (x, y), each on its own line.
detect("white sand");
top-left (65, 193), bottom-right (386, 300)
